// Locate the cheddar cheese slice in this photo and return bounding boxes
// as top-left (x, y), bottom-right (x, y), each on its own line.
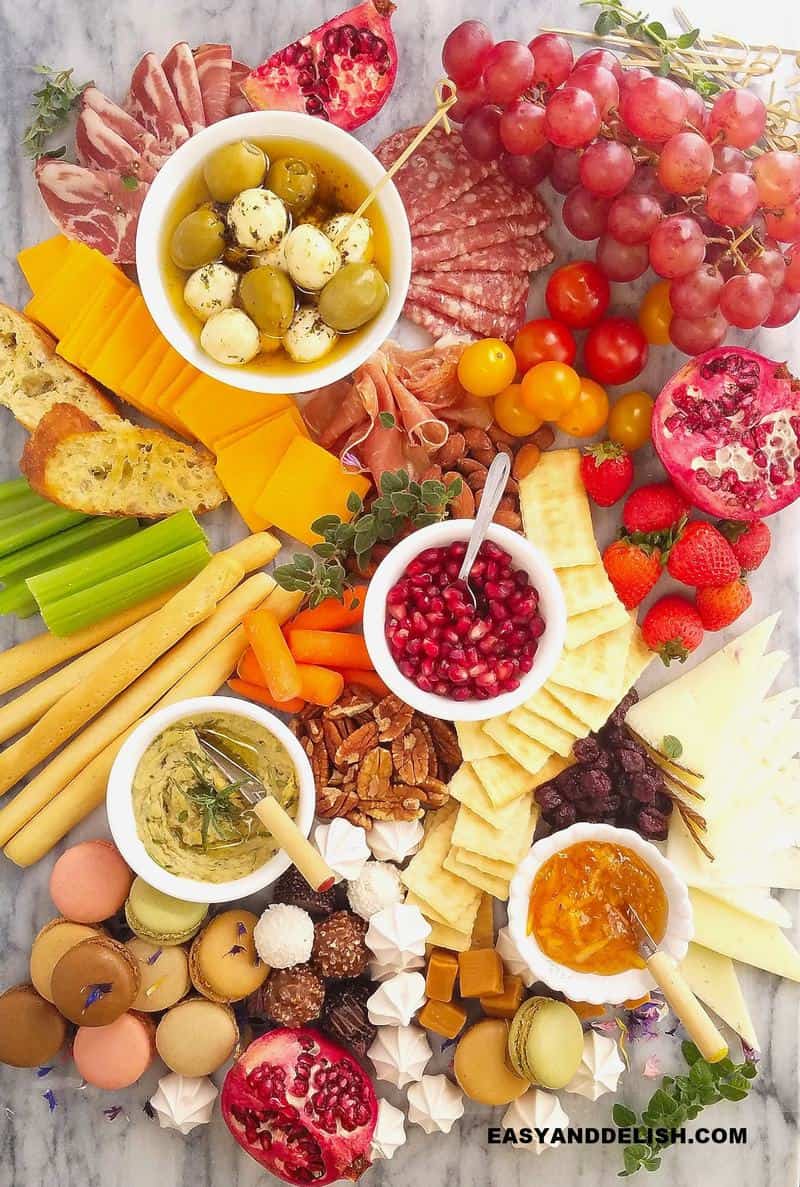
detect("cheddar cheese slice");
top-left (254, 437), bottom-right (371, 546)
top-left (25, 241), bottom-right (121, 338)
top-left (215, 408), bottom-right (308, 532)
top-left (17, 235), bottom-right (70, 293)
top-left (173, 379), bottom-right (293, 450)
top-left (56, 277), bottom-right (134, 369)
top-left (87, 296), bottom-right (160, 391)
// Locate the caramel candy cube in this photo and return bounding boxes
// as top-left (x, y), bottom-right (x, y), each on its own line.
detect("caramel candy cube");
top-left (458, 947), bottom-right (504, 998)
top-left (480, 973), bottom-right (525, 1019)
top-left (425, 948), bottom-right (459, 1003)
top-left (418, 998), bottom-right (467, 1040)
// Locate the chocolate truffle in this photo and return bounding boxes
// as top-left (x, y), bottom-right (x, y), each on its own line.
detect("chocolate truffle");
top-left (50, 936), bottom-right (141, 1027)
top-left (0, 984), bottom-right (68, 1068)
top-left (312, 911), bottom-right (368, 980)
top-left (322, 980), bottom-right (376, 1057)
top-left (261, 966), bottom-right (325, 1027)
top-left (272, 865), bottom-right (338, 918)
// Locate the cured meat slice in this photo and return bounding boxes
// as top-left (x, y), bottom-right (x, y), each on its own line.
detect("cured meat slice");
top-left (75, 107), bottom-right (157, 183)
top-left (81, 87), bottom-right (166, 171)
top-left (412, 210), bottom-right (551, 269)
top-left (413, 270), bottom-right (529, 315)
top-left (434, 235), bottom-right (555, 273)
top-left (162, 42), bottom-right (206, 136)
top-left (407, 284), bottom-right (525, 340)
top-left (193, 43), bottom-right (233, 124)
top-left (35, 160), bottom-right (147, 265)
top-left (229, 59), bottom-right (252, 115)
top-left (374, 126), bottom-right (491, 228)
top-left (124, 52), bottom-right (189, 155)
top-left (413, 176), bottom-right (544, 236)
top-left (404, 300), bottom-right (478, 342)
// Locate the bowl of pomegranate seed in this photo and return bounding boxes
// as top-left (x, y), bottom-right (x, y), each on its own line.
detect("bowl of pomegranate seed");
top-left (362, 521), bottom-right (566, 722)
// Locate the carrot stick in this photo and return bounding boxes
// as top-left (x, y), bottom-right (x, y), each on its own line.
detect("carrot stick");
top-left (287, 629), bottom-right (374, 671)
top-left (237, 646), bottom-right (266, 686)
top-left (244, 608), bottom-right (302, 701)
top-left (238, 647), bottom-right (344, 708)
top-left (342, 669), bottom-right (390, 697)
top-left (290, 586), bottom-right (367, 631)
top-left (227, 678), bottom-right (305, 714)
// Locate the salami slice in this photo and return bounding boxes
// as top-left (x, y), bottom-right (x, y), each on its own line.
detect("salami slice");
top-left (35, 160), bottom-right (147, 265)
top-left (75, 107), bottom-right (157, 183)
top-left (404, 299), bottom-right (479, 342)
top-left (434, 236), bottom-right (555, 273)
top-left (81, 87), bottom-right (166, 171)
top-left (413, 176), bottom-right (545, 237)
top-left (413, 270), bottom-right (529, 314)
top-left (412, 211), bottom-right (550, 269)
top-left (407, 284), bottom-right (525, 339)
top-left (162, 42), bottom-right (206, 136)
top-left (229, 60), bottom-right (252, 115)
top-left (124, 52), bottom-right (189, 155)
top-left (375, 126), bottom-right (491, 228)
top-left (194, 43), bottom-right (233, 124)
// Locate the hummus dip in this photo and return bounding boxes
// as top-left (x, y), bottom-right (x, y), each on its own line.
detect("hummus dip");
top-left (132, 711), bottom-right (299, 883)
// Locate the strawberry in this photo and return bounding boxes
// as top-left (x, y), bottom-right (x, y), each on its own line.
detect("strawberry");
top-left (642, 595), bottom-right (704, 665)
top-left (580, 441), bottom-right (634, 507)
top-left (718, 519), bottom-right (771, 572)
top-left (602, 538), bottom-right (662, 610)
top-left (666, 520), bottom-right (740, 588)
top-left (695, 580), bottom-right (752, 631)
top-left (622, 482), bottom-right (690, 535)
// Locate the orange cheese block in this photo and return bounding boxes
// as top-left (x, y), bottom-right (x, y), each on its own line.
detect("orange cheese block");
top-left (121, 338), bottom-right (172, 409)
top-left (141, 346), bottom-right (187, 409)
top-left (254, 437), bottom-right (371, 546)
top-left (56, 278), bottom-right (134, 370)
top-left (173, 379), bottom-right (293, 451)
top-left (156, 365), bottom-right (197, 411)
top-left (215, 408), bottom-right (308, 532)
top-left (17, 235), bottom-right (70, 293)
top-left (25, 242), bottom-right (122, 338)
top-left (86, 296), bottom-right (160, 391)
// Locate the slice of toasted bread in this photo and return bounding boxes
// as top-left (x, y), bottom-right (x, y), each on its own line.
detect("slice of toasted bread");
top-left (21, 404), bottom-right (227, 518)
top-left (0, 302), bottom-right (120, 430)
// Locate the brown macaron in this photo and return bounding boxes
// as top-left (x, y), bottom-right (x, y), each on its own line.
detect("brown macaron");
top-left (50, 936), bottom-right (141, 1027)
top-left (189, 910), bottom-right (268, 1004)
top-left (29, 918), bottom-right (99, 1002)
top-left (0, 983), bottom-right (68, 1068)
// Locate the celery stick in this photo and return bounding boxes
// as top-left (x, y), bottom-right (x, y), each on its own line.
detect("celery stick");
top-left (39, 540), bottom-right (211, 636)
top-left (0, 478), bottom-right (32, 505)
top-left (0, 489), bottom-right (46, 520)
top-left (0, 504), bottom-right (88, 557)
top-left (0, 517), bottom-right (139, 583)
top-left (27, 510), bottom-right (206, 605)
top-left (0, 581), bottom-right (38, 617)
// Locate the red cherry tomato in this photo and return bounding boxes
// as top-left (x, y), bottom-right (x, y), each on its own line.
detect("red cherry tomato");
top-left (584, 318), bottom-right (649, 385)
top-left (513, 318), bottom-right (577, 373)
top-left (545, 261), bottom-right (610, 329)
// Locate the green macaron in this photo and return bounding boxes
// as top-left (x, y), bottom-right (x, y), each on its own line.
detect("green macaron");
top-left (124, 877), bottom-right (208, 946)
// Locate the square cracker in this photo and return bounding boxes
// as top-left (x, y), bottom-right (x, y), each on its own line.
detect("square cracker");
top-left (444, 849), bottom-right (510, 900)
top-left (483, 717), bottom-right (553, 775)
top-left (550, 617), bottom-right (635, 700)
top-left (426, 916), bottom-right (472, 952)
top-left (472, 752), bottom-right (567, 804)
top-left (455, 721), bottom-right (503, 761)
top-left (519, 449), bottom-right (598, 568)
top-left (402, 809), bottom-right (482, 930)
top-left (404, 889), bottom-right (450, 927)
top-left (548, 681), bottom-right (617, 731)
top-left (556, 562), bottom-right (618, 617)
top-left (508, 706), bottom-right (576, 758)
top-left (565, 599), bottom-right (630, 651)
top-left (524, 686), bottom-right (589, 738)
top-left (452, 799), bottom-right (534, 864)
top-left (449, 764), bottom-right (524, 828)
top-left (454, 847), bottom-right (516, 880)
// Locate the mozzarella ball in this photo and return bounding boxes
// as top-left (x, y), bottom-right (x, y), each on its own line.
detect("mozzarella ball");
top-left (253, 236), bottom-right (289, 273)
top-left (323, 214), bottom-right (374, 265)
top-left (226, 188), bottom-right (288, 251)
top-left (183, 263), bottom-right (239, 322)
top-left (200, 308), bottom-right (260, 365)
top-left (282, 306), bottom-right (338, 364)
top-left (284, 224), bottom-right (342, 292)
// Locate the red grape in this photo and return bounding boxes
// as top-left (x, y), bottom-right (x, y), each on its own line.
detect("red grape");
top-left (668, 264), bottom-right (724, 317)
top-left (683, 88), bottom-right (708, 133)
top-left (708, 89), bottom-right (767, 149)
top-left (748, 247), bottom-right (787, 291)
top-left (499, 100), bottom-right (547, 155)
top-left (785, 244), bottom-right (800, 293)
top-left (619, 76), bottom-right (688, 142)
top-left (706, 172), bottom-right (759, 226)
top-left (596, 234), bottom-right (650, 281)
top-left (529, 33), bottom-right (573, 89)
top-left (649, 215), bottom-right (707, 278)
top-left (607, 192), bottom-right (662, 244)
top-left (713, 144), bottom-right (751, 174)
top-left (549, 146), bottom-right (582, 193)
top-left (764, 199), bottom-right (800, 242)
top-left (578, 140), bottom-right (635, 198)
top-left (442, 21), bottom-right (494, 85)
top-left (483, 40), bottom-right (535, 104)
top-left (449, 78), bottom-right (488, 124)
top-left (719, 273), bottom-right (774, 328)
top-left (752, 150), bottom-right (800, 208)
top-left (618, 66), bottom-right (650, 101)
top-left (544, 87), bottom-right (601, 148)
top-left (670, 310), bottom-right (728, 354)
top-left (461, 105), bottom-right (504, 161)
top-left (499, 145), bottom-right (554, 188)
top-left (568, 64), bottom-right (619, 117)
top-left (562, 186), bottom-right (612, 240)
top-left (575, 47), bottom-right (624, 82)
top-left (764, 286), bottom-right (800, 327)
top-left (657, 131), bottom-right (714, 195)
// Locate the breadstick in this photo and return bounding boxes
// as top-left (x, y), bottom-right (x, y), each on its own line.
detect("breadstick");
top-left (262, 586), bottom-right (305, 625)
top-left (0, 573), bottom-right (273, 845)
top-left (4, 624), bottom-right (251, 868)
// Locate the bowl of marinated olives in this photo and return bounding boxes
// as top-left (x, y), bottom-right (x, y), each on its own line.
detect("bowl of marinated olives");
top-left (136, 110), bottom-right (412, 394)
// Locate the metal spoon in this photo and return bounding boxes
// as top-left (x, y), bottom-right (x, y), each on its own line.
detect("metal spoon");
top-left (457, 451), bottom-right (512, 609)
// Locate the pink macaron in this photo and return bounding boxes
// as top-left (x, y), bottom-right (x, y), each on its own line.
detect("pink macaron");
top-left (49, 840), bottom-right (133, 923)
top-left (73, 1013), bottom-right (156, 1089)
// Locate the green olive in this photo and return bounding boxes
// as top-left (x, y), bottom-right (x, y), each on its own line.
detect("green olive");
top-left (239, 265), bottom-right (296, 337)
top-left (318, 262), bottom-right (388, 332)
top-left (170, 209), bottom-right (226, 270)
top-left (266, 157), bottom-right (319, 216)
top-left (203, 140), bottom-right (267, 203)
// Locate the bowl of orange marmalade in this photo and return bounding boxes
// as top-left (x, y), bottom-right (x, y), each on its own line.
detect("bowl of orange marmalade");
top-left (507, 823), bottom-right (693, 1004)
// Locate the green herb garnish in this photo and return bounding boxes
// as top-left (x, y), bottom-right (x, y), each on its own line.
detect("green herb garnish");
top-left (183, 754), bottom-right (249, 852)
top-left (22, 65), bottom-right (92, 158)
top-left (582, 1), bottom-right (721, 94)
top-left (662, 735), bottom-right (683, 760)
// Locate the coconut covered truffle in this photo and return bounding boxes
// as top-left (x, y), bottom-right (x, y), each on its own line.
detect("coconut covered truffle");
top-left (347, 861), bottom-right (404, 921)
top-left (312, 911), bottom-right (368, 980)
top-left (253, 904), bottom-right (314, 969)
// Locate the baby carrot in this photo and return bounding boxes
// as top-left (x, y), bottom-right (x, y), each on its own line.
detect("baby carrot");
top-left (341, 669), bottom-right (390, 697)
top-left (290, 586), bottom-right (367, 631)
top-left (237, 648), bottom-right (345, 708)
top-left (227, 678), bottom-right (305, 714)
top-left (286, 629), bottom-right (373, 671)
top-left (237, 646), bottom-right (266, 686)
top-left (244, 608), bottom-right (302, 702)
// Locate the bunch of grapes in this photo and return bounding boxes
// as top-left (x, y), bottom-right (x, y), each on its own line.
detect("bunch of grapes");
top-left (442, 21), bottom-right (800, 354)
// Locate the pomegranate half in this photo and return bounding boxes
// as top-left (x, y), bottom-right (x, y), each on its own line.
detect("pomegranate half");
top-left (652, 346), bottom-right (800, 520)
top-left (242, 1), bottom-right (398, 130)
top-left (221, 1027), bottom-right (377, 1185)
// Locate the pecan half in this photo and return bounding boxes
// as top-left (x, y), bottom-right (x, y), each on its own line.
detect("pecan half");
top-left (416, 777), bottom-right (450, 809)
top-left (322, 719), bottom-right (344, 763)
top-left (391, 728), bottom-right (432, 785)
top-left (317, 785), bottom-right (359, 819)
top-left (335, 721), bottom-right (379, 765)
top-left (426, 717), bottom-right (462, 772)
top-left (373, 694), bottom-right (414, 742)
top-left (356, 747), bottom-right (393, 800)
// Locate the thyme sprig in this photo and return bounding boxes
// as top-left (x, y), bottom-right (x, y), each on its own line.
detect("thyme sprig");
top-left (582, 1), bottom-right (719, 92)
top-left (22, 65), bottom-right (92, 158)
top-left (183, 754), bottom-right (249, 852)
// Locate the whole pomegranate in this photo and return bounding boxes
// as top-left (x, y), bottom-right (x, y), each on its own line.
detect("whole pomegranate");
top-left (243, 1), bottom-right (397, 129)
top-left (652, 346), bottom-right (800, 520)
top-left (221, 1028), bottom-right (377, 1185)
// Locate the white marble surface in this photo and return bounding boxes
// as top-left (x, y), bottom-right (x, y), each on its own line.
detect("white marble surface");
top-left (0, 0), bottom-right (799, 1185)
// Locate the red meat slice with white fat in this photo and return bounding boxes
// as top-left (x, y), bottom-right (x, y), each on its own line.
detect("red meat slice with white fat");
top-left (407, 284), bottom-right (526, 340)
top-left (80, 86), bottom-right (167, 172)
top-left (35, 159), bottom-right (147, 265)
top-left (75, 106), bottom-right (157, 183)
top-left (124, 52), bottom-right (189, 155)
top-left (412, 211), bottom-right (551, 269)
top-left (433, 237), bottom-right (555, 273)
top-left (404, 299), bottom-right (478, 342)
top-left (193, 43), bottom-right (233, 124)
top-left (412, 270), bottom-right (529, 314)
top-left (413, 176), bottom-right (544, 237)
top-left (162, 42), bottom-right (206, 135)
top-left (229, 59), bottom-right (252, 115)
top-left (374, 127), bottom-right (492, 228)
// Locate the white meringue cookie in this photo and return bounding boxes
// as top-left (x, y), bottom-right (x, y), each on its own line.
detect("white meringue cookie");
top-left (313, 819), bottom-right (370, 882)
top-left (367, 819), bottom-right (424, 863)
top-left (367, 1025), bottom-right (432, 1088)
top-left (346, 860), bottom-right (404, 920)
top-left (149, 1074), bottom-right (218, 1135)
top-left (496, 925), bottom-right (535, 987)
top-left (367, 971), bottom-right (426, 1027)
top-left (369, 954), bottom-right (424, 982)
top-left (565, 1030), bottom-right (625, 1101)
top-left (365, 903), bottom-right (431, 972)
top-left (502, 1089), bottom-right (569, 1154)
top-left (407, 1074), bottom-right (464, 1135)
top-left (370, 1098), bottom-right (407, 1161)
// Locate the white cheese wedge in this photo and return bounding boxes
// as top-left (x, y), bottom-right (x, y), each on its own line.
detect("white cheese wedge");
top-left (696, 887), bottom-right (792, 930)
top-left (689, 888), bottom-right (800, 980)
top-left (680, 943), bottom-right (758, 1051)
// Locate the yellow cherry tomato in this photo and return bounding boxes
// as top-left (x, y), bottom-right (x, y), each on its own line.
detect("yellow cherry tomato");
top-left (493, 383), bottom-right (543, 437)
top-left (457, 338), bottom-right (517, 398)
top-left (608, 390), bottom-right (654, 451)
top-left (556, 377), bottom-right (610, 438)
top-left (638, 280), bottom-right (672, 346)
top-left (520, 361), bottom-right (581, 421)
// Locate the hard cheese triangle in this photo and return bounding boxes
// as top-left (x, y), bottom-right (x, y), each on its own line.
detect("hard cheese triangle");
top-left (689, 888), bottom-right (800, 981)
top-left (680, 943), bottom-right (758, 1051)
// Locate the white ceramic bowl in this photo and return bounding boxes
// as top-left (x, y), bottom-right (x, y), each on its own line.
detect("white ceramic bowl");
top-left (507, 822), bottom-right (694, 1004)
top-left (107, 696), bottom-right (315, 904)
top-left (362, 521), bottom-right (567, 722)
top-left (136, 110), bottom-right (412, 395)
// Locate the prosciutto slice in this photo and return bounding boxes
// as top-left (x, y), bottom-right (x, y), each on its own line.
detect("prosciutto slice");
top-left (193, 43), bottom-right (233, 124)
top-left (229, 60), bottom-right (252, 115)
top-left (162, 42), bottom-right (206, 136)
top-left (75, 106), bottom-right (157, 183)
top-left (35, 160), bottom-right (147, 265)
top-left (124, 52), bottom-right (189, 155)
top-left (80, 87), bottom-right (166, 171)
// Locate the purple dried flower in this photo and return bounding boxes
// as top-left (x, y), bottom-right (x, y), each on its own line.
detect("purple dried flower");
top-left (43, 1090), bottom-right (57, 1112)
top-left (224, 944), bottom-right (246, 957)
top-left (83, 983), bottom-right (113, 1011)
top-left (145, 948), bottom-right (163, 966)
top-left (236, 921), bottom-right (247, 937)
top-left (742, 1042), bottom-right (761, 1064)
top-left (143, 1100), bottom-right (156, 1120)
top-left (104, 1106), bottom-right (124, 1121)
top-left (36, 1066), bottom-right (54, 1078)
